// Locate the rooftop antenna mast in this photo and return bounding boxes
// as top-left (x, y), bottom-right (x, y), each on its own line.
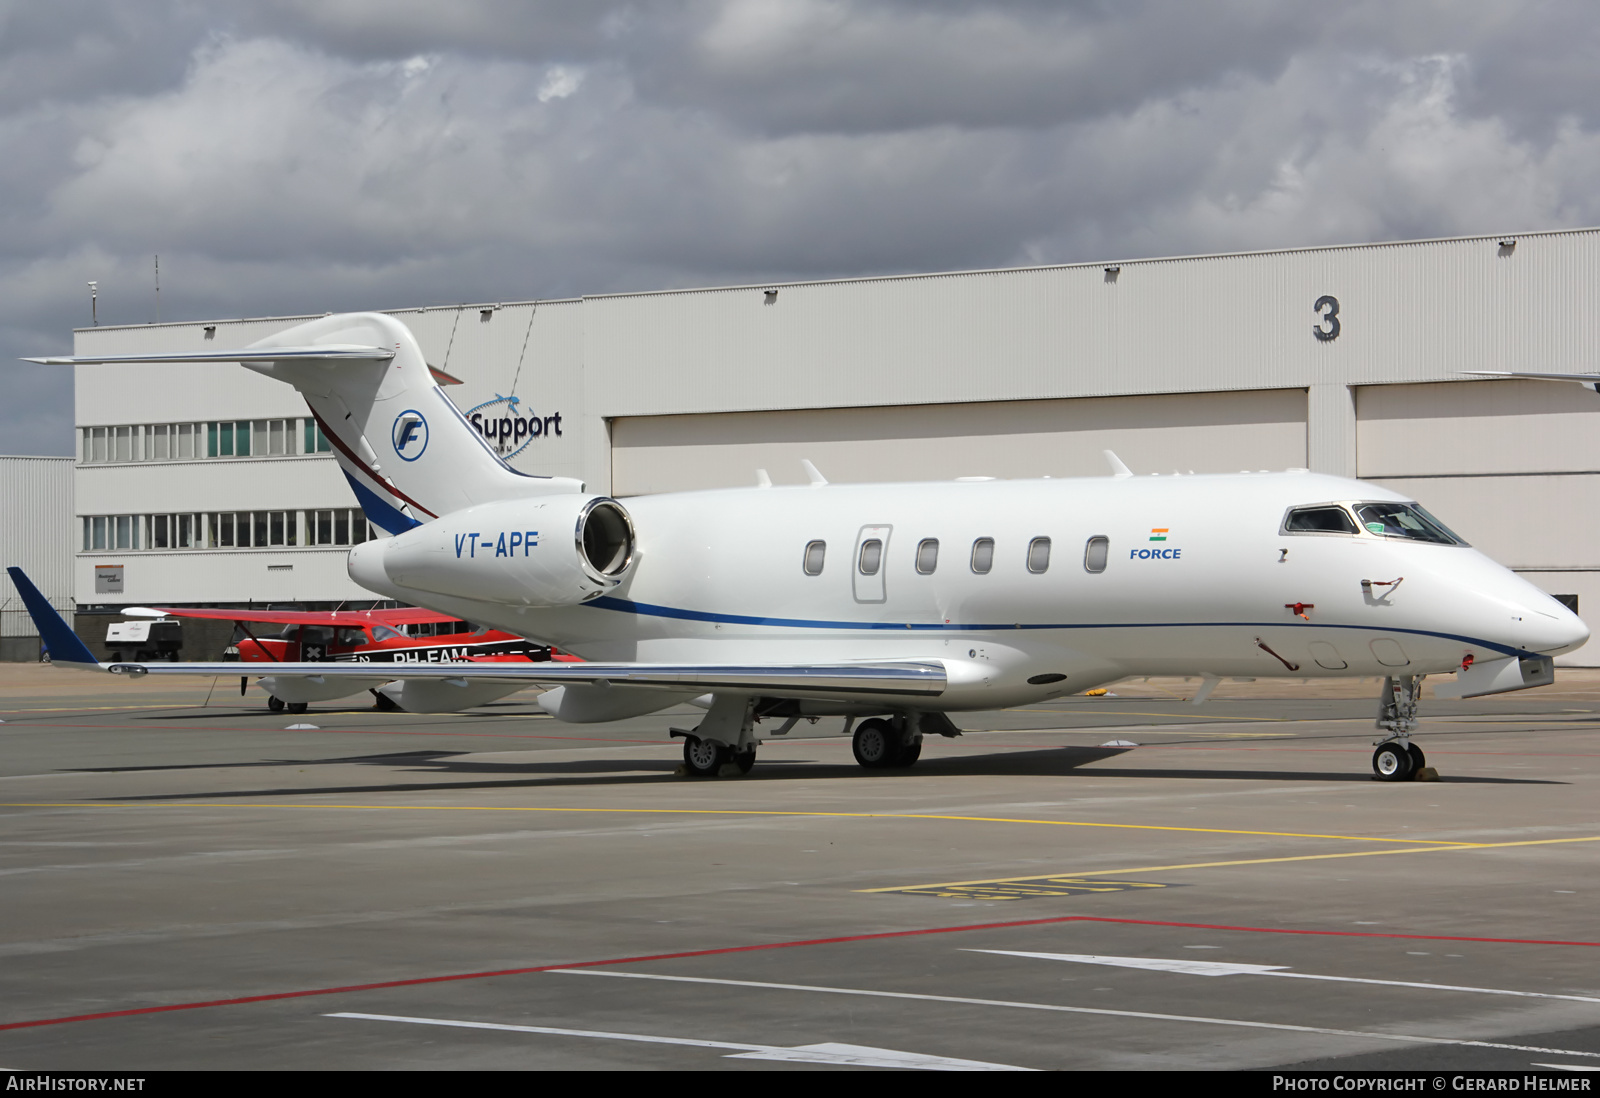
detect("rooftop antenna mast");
top-left (87, 282), bottom-right (97, 326)
top-left (154, 255), bottom-right (160, 323)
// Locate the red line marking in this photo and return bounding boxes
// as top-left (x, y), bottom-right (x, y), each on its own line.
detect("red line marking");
top-left (4, 915), bottom-right (1597, 1033)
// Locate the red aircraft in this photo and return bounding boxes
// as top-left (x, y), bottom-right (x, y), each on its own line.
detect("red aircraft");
top-left (121, 605), bottom-right (578, 713)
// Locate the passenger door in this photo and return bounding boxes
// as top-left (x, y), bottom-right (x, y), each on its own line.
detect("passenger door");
top-left (853, 525), bottom-right (892, 603)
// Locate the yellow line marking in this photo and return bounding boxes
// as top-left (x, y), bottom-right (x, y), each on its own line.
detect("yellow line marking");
top-left (0, 801), bottom-right (1476, 845)
top-left (860, 835), bottom-right (1600, 892)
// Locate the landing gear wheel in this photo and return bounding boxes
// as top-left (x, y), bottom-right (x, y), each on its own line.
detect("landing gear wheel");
top-left (682, 736), bottom-right (729, 778)
top-left (267, 695), bottom-right (285, 713)
top-left (731, 747), bottom-right (757, 775)
top-left (286, 702), bottom-right (309, 715)
top-left (891, 738), bottom-right (922, 768)
top-left (1373, 742), bottom-right (1415, 782)
top-left (372, 691), bottom-right (401, 713)
top-left (1407, 743), bottom-right (1426, 772)
top-left (852, 718), bottom-right (900, 769)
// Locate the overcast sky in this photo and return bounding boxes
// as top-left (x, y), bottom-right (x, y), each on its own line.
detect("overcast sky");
top-left (4, 0), bottom-right (1599, 454)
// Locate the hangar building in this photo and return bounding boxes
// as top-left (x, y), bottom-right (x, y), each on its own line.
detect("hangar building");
top-left (70, 227), bottom-right (1600, 663)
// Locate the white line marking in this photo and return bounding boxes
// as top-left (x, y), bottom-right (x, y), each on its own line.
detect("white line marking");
top-left (550, 970), bottom-right (1600, 1059)
top-left (970, 951), bottom-right (1287, 977)
top-left (970, 949), bottom-right (1600, 1004)
top-left (327, 1012), bottom-right (1029, 1070)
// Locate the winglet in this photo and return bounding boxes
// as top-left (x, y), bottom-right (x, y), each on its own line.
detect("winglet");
top-left (5, 567), bottom-right (99, 667)
top-left (1104, 450), bottom-right (1134, 479)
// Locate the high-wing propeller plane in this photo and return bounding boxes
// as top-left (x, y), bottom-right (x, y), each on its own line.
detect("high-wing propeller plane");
top-left (16, 313), bottom-right (1589, 781)
top-left (111, 604), bottom-right (575, 713)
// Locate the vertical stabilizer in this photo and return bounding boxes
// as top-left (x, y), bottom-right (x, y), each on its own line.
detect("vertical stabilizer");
top-left (240, 313), bottom-right (582, 532)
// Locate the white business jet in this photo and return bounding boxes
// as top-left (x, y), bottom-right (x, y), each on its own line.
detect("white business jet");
top-left (18, 313), bottom-right (1588, 782)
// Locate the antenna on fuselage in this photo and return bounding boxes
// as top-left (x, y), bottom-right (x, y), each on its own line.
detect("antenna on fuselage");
top-left (801, 459), bottom-right (828, 486)
top-left (1104, 450), bottom-right (1134, 479)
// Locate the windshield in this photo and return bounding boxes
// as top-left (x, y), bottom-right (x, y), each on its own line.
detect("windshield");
top-left (1353, 502), bottom-right (1467, 545)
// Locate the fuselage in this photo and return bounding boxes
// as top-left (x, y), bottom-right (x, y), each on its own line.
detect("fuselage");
top-left (348, 469), bottom-right (1588, 713)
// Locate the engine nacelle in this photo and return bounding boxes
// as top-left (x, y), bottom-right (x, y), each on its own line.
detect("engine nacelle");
top-left (349, 494), bottom-right (635, 607)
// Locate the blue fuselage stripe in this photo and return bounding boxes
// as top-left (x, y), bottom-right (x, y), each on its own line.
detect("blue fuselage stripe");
top-left (583, 596), bottom-right (1529, 658)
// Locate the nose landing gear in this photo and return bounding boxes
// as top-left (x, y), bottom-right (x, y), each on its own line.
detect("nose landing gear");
top-left (1372, 675), bottom-right (1435, 782)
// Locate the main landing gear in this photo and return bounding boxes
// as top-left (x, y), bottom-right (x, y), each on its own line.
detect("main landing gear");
top-left (671, 699), bottom-right (955, 779)
top-left (673, 695), bottom-right (760, 779)
top-left (851, 717), bottom-right (922, 769)
top-left (1371, 674), bottom-right (1433, 782)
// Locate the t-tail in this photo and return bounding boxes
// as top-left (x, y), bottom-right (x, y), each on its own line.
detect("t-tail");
top-left (26, 312), bottom-right (583, 535)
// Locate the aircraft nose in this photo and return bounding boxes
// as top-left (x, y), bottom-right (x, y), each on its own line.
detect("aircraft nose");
top-left (1530, 602), bottom-right (1591, 655)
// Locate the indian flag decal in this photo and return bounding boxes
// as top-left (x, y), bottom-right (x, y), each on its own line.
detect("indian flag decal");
top-left (1149, 528), bottom-right (1169, 541)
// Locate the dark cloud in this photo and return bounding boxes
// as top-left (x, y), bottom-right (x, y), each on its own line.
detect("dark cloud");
top-left (3, 1), bottom-right (1599, 454)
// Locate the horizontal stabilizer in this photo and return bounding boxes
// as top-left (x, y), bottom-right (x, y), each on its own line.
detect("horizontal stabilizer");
top-left (22, 346), bottom-right (394, 365)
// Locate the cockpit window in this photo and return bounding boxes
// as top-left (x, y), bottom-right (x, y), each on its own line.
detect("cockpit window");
top-left (1353, 502), bottom-right (1467, 545)
top-left (1283, 505), bottom-right (1359, 535)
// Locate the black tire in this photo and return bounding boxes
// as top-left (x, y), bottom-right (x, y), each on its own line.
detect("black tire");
top-left (731, 747), bottom-right (757, 775)
top-left (1407, 743), bottom-right (1426, 772)
top-left (372, 691), bottom-right (402, 713)
top-left (852, 718), bottom-right (901, 769)
top-left (286, 702), bottom-right (309, 715)
top-left (267, 695), bottom-right (285, 713)
top-left (1372, 742), bottom-right (1414, 782)
top-left (682, 736), bottom-right (728, 778)
top-left (891, 738), bottom-right (922, 768)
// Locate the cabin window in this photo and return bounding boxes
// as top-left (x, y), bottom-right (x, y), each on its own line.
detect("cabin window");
top-left (1027, 537), bottom-right (1052, 573)
top-left (803, 540), bottom-right (826, 575)
top-left (971, 537), bottom-right (994, 574)
top-left (371, 625), bottom-right (404, 642)
top-left (1084, 535), bottom-right (1109, 573)
top-left (858, 539), bottom-right (883, 575)
top-left (1283, 505), bottom-right (1359, 535)
top-left (915, 538), bottom-right (939, 574)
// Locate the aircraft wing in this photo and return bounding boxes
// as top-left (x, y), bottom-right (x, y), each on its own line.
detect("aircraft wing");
top-left (122, 606), bottom-right (464, 627)
top-left (6, 567), bottom-right (944, 699)
top-left (105, 658), bottom-right (946, 697)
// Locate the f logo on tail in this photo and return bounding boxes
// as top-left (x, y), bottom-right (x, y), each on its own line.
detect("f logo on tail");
top-left (392, 410), bottom-right (429, 461)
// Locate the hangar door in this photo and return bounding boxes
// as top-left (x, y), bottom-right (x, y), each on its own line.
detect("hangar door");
top-left (611, 388), bottom-right (1308, 496)
top-left (1356, 379), bottom-right (1600, 663)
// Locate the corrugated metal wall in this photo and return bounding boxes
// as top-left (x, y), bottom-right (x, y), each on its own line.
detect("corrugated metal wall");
top-left (612, 389), bottom-right (1308, 495)
top-left (0, 457), bottom-right (75, 641)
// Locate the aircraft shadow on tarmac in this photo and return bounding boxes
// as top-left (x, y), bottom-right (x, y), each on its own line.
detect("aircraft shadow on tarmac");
top-left (87, 744), bottom-right (1565, 801)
